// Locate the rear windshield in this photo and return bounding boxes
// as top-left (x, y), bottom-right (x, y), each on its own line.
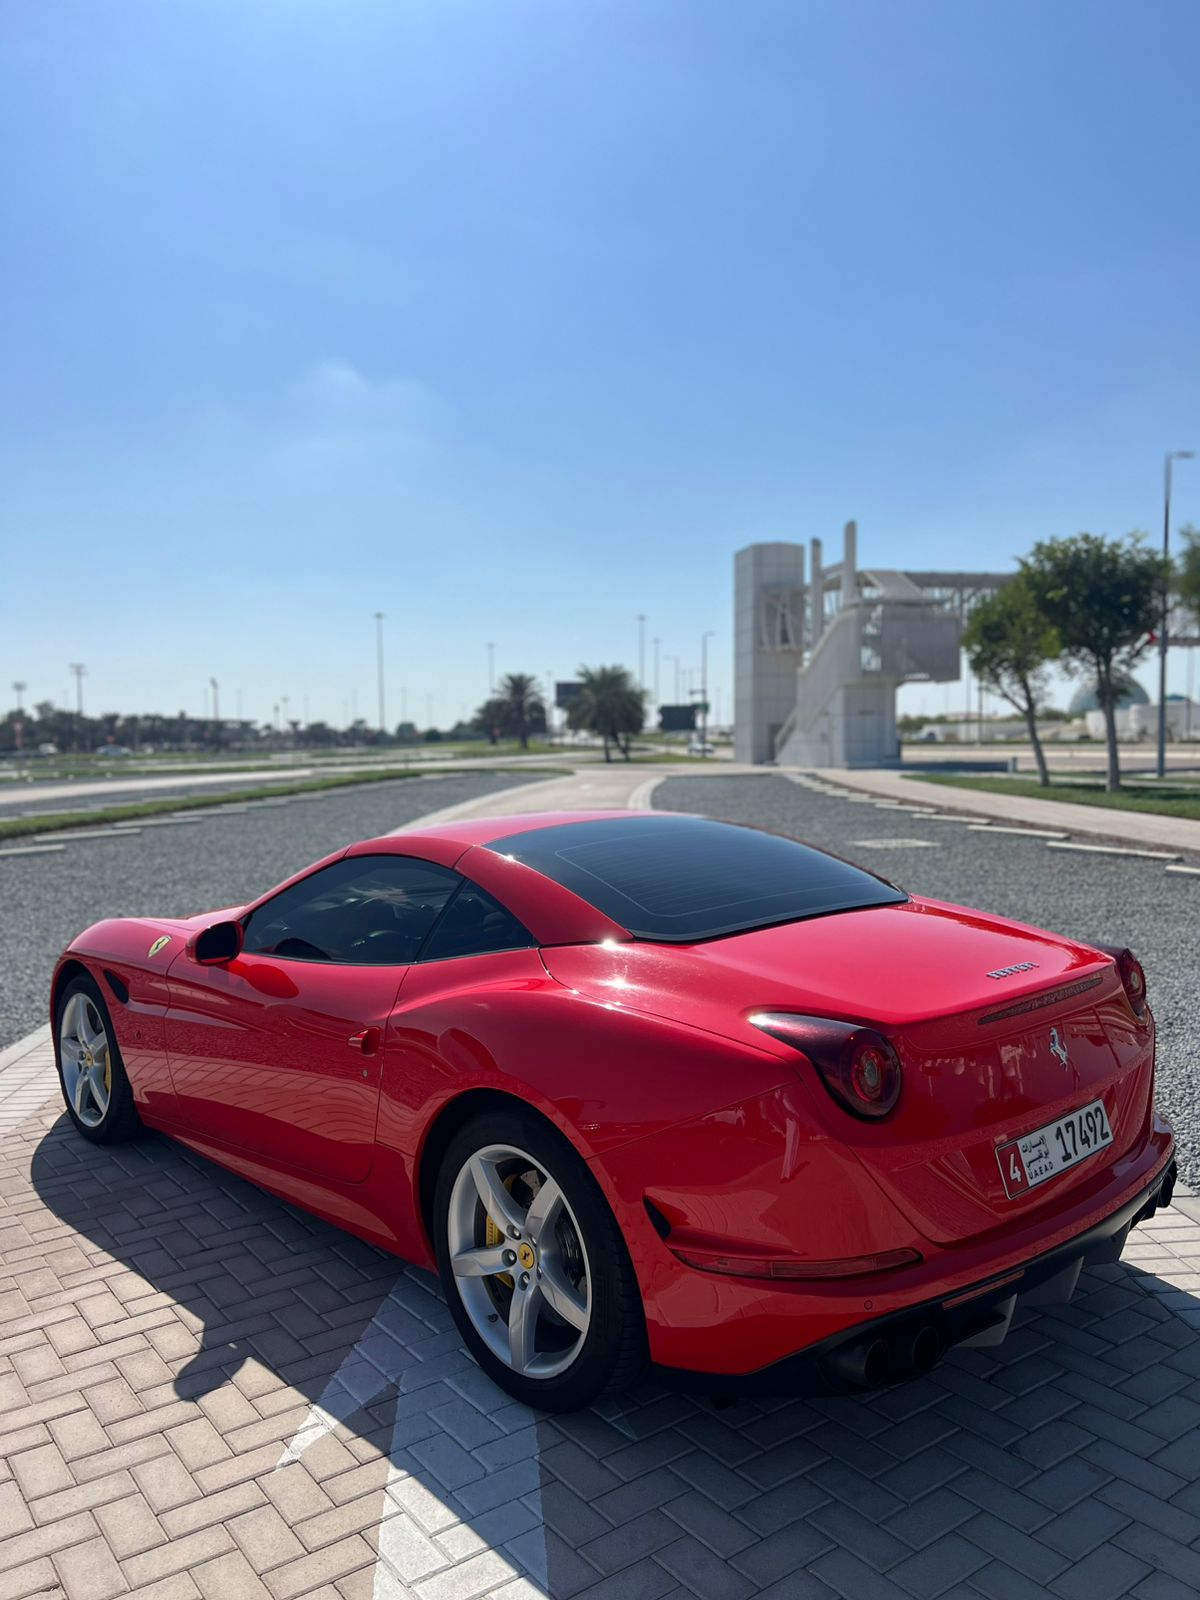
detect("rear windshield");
top-left (490, 815), bottom-right (906, 942)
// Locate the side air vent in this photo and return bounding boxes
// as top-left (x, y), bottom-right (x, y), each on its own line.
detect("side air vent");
top-left (102, 969), bottom-right (130, 1006)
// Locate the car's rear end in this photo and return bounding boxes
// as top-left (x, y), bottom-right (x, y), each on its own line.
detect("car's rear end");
top-left (516, 815), bottom-right (1175, 1390)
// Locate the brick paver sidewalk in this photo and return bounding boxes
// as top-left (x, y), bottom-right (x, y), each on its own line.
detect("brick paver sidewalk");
top-left (5, 1037), bottom-right (1200, 1600)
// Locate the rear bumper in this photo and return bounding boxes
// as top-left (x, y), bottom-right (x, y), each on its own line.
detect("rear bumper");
top-left (659, 1153), bottom-right (1177, 1396)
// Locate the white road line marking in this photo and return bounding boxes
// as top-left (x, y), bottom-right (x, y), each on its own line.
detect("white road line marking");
top-left (0, 844), bottom-right (66, 857)
top-left (967, 824), bottom-right (1069, 840)
top-left (849, 838), bottom-right (939, 849)
top-left (1166, 864), bottom-right (1200, 877)
top-left (31, 828), bottom-right (141, 842)
top-left (1044, 841), bottom-right (1181, 861)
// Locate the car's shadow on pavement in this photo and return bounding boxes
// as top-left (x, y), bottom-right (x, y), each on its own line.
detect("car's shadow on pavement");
top-left (27, 1109), bottom-right (1200, 1600)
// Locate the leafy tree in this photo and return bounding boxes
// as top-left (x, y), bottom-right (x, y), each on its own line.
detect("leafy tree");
top-left (567, 664), bottom-right (644, 761)
top-left (473, 673), bottom-right (547, 749)
top-left (962, 574), bottom-right (1059, 786)
top-left (1022, 534), bottom-right (1165, 791)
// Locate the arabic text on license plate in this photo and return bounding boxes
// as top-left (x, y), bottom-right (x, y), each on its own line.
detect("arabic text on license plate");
top-left (996, 1100), bottom-right (1113, 1198)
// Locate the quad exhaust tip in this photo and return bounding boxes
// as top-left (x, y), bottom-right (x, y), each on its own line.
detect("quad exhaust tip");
top-left (826, 1321), bottom-right (942, 1389)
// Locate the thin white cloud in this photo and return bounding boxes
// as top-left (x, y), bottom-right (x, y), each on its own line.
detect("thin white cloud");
top-left (282, 359), bottom-right (451, 453)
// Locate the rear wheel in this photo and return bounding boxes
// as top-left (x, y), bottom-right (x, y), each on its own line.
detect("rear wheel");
top-left (56, 975), bottom-right (142, 1143)
top-left (433, 1106), bottom-right (646, 1411)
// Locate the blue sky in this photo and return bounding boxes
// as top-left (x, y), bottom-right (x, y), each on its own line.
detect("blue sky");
top-left (2, 0), bottom-right (1199, 729)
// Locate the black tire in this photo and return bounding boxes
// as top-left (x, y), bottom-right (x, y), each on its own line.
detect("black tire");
top-left (433, 1105), bottom-right (647, 1411)
top-left (55, 973), bottom-right (143, 1144)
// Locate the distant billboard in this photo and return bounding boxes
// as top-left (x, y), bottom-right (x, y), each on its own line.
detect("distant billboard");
top-left (659, 704), bottom-right (696, 732)
top-left (555, 681), bottom-right (583, 709)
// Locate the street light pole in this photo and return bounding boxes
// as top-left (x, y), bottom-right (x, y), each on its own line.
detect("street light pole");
top-left (700, 631), bottom-right (715, 757)
top-left (652, 638), bottom-right (660, 714)
top-left (374, 612), bottom-right (386, 738)
top-left (1159, 451), bottom-right (1195, 778)
top-left (637, 615), bottom-right (646, 693)
top-left (68, 662), bottom-right (87, 751)
top-left (11, 680), bottom-right (27, 755)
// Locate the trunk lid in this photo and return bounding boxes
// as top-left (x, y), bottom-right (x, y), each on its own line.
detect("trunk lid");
top-left (543, 897), bottom-right (1151, 1244)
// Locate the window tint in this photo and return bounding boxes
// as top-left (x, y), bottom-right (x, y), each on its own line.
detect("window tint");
top-left (490, 816), bottom-right (906, 942)
top-left (420, 883), bottom-right (534, 962)
top-left (243, 856), bottom-right (460, 965)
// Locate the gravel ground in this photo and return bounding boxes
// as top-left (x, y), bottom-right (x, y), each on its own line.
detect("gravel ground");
top-left (657, 773), bottom-right (1200, 1186)
top-left (0, 771), bottom-right (542, 1047)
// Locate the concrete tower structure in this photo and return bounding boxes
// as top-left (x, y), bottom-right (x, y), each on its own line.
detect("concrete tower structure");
top-left (734, 523), bottom-right (1008, 767)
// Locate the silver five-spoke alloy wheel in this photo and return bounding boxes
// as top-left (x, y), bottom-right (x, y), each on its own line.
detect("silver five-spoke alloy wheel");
top-left (447, 1143), bottom-right (592, 1380)
top-left (59, 991), bottom-right (112, 1129)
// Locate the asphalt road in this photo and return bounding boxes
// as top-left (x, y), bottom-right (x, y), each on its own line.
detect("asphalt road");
top-left (656, 773), bottom-right (1200, 1187)
top-left (0, 770), bottom-right (541, 1048)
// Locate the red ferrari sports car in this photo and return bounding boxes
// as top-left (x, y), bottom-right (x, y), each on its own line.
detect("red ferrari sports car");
top-left (51, 810), bottom-right (1175, 1410)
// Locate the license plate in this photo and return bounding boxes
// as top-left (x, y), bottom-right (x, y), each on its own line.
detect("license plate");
top-left (996, 1100), bottom-right (1113, 1198)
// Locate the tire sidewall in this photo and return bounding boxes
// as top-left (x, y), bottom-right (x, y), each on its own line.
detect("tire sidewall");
top-left (433, 1106), bottom-right (642, 1411)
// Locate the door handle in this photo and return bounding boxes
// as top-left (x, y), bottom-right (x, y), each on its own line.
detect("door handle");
top-left (348, 1027), bottom-right (381, 1056)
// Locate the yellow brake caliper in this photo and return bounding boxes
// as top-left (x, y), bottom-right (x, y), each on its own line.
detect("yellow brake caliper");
top-left (485, 1175), bottom-right (519, 1288)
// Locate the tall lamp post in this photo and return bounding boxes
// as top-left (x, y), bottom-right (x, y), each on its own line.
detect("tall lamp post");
top-left (374, 612), bottom-right (386, 738)
top-left (1159, 451), bottom-right (1194, 778)
top-left (11, 680), bottom-right (27, 755)
top-left (636, 615), bottom-right (646, 693)
top-left (700, 631), bottom-right (715, 757)
top-left (68, 662), bottom-right (87, 751)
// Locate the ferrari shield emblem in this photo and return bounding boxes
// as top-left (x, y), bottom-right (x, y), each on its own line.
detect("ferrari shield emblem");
top-left (147, 935), bottom-right (172, 958)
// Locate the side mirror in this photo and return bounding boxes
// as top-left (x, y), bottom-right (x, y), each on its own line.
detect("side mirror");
top-left (194, 920), bottom-right (244, 966)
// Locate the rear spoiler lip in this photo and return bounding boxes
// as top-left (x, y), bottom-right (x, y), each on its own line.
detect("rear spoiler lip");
top-left (976, 971), bottom-right (1107, 1027)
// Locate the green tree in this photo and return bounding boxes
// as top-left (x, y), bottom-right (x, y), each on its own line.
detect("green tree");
top-left (962, 574), bottom-right (1059, 787)
top-left (1023, 534), bottom-right (1165, 791)
top-left (567, 664), bottom-right (644, 761)
top-left (473, 673), bottom-right (547, 748)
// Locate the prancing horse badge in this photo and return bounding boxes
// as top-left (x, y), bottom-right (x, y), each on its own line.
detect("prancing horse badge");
top-left (1049, 1027), bottom-right (1069, 1069)
top-left (147, 935), bottom-right (172, 958)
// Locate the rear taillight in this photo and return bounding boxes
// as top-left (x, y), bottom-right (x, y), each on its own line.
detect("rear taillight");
top-left (1095, 944), bottom-right (1148, 1018)
top-left (750, 1012), bottom-right (903, 1119)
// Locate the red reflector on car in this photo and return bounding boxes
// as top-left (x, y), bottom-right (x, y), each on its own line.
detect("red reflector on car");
top-left (671, 1246), bottom-right (922, 1281)
top-left (942, 1269), bottom-right (1024, 1308)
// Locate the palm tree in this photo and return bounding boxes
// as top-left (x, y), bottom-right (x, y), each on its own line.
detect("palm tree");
top-left (474, 673), bottom-right (547, 749)
top-left (567, 665), bottom-right (644, 761)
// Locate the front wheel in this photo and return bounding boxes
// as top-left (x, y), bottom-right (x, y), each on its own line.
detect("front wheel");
top-left (433, 1107), bottom-right (646, 1411)
top-left (56, 975), bottom-right (142, 1143)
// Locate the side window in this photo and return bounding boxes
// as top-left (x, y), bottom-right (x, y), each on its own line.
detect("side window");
top-left (242, 856), bottom-right (460, 965)
top-left (419, 882), bottom-right (535, 963)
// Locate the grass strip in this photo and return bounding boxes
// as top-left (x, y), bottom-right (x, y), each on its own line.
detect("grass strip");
top-left (0, 766), bottom-right (569, 842)
top-left (907, 772), bottom-right (1200, 823)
